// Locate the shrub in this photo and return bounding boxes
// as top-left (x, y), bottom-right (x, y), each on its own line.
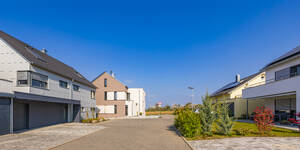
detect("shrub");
top-left (175, 108), bottom-right (201, 138)
top-left (253, 106), bottom-right (274, 135)
top-left (199, 94), bottom-right (216, 136)
top-left (234, 128), bottom-right (251, 136)
top-left (288, 112), bottom-right (300, 131)
top-left (216, 103), bottom-right (234, 136)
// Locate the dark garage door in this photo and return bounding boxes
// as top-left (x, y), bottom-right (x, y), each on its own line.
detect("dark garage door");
top-left (0, 98), bottom-right (10, 135)
top-left (28, 102), bottom-right (67, 128)
top-left (14, 100), bottom-right (67, 131)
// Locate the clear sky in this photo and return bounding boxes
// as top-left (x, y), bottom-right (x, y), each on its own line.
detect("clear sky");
top-left (1, 0), bottom-right (300, 107)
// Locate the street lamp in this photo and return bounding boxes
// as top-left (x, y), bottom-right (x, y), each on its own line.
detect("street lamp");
top-left (188, 87), bottom-right (194, 111)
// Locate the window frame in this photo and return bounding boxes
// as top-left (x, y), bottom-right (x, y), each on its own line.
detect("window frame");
top-left (59, 80), bottom-right (69, 89)
top-left (104, 91), bottom-right (107, 100)
top-left (104, 78), bottom-right (107, 87)
top-left (73, 84), bottom-right (80, 92)
top-left (91, 90), bottom-right (96, 99)
top-left (114, 91), bottom-right (117, 100)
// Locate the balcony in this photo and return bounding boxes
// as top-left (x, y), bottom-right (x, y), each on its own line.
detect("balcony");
top-left (243, 75), bottom-right (300, 99)
top-left (0, 79), bottom-right (13, 95)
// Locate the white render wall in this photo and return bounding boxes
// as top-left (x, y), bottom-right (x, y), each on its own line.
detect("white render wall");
top-left (0, 38), bottom-right (30, 93)
top-left (128, 88), bottom-right (146, 116)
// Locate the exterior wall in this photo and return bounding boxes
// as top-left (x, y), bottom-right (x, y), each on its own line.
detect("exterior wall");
top-left (0, 79), bottom-right (13, 94)
top-left (0, 38), bottom-right (30, 93)
top-left (230, 73), bottom-right (265, 99)
top-left (243, 57), bottom-right (300, 117)
top-left (93, 72), bottom-right (127, 118)
top-left (128, 88), bottom-right (146, 116)
top-left (30, 66), bottom-right (96, 119)
top-left (265, 56), bottom-right (300, 81)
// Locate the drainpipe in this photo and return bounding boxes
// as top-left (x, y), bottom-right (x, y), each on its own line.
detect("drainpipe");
top-left (10, 97), bottom-right (13, 133)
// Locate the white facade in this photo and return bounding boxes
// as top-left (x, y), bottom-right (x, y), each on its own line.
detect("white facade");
top-left (0, 37), bottom-right (96, 120)
top-left (128, 88), bottom-right (146, 116)
top-left (243, 55), bottom-right (300, 116)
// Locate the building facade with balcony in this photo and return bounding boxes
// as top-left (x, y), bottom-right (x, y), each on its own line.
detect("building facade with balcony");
top-left (0, 31), bottom-right (96, 135)
top-left (211, 73), bottom-right (265, 118)
top-left (243, 46), bottom-right (300, 121)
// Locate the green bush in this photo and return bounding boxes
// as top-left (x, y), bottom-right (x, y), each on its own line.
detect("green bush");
top-left (175, 108), bottom-right (201, 138)
top-left (234, 128), bottom-right (251, 136)
top-left (199, 93), bottom-right (216, 136)
top-left (216, 103), bottom-right (234, 136)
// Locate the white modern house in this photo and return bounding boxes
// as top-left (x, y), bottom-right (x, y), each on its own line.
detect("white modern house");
top-left (127, 88), bottom-right (146, 117)
top-left (0, 30), bottom-right (96, 135)
top-left (243, 46), bottom-right (300, 121)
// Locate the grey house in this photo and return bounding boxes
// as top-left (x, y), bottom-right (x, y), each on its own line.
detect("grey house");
top-left (0, 31), bottom-right (96, 135)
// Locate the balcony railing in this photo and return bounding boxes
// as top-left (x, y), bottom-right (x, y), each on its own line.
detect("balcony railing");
top-left (0, 79), bottom-right (13, 94)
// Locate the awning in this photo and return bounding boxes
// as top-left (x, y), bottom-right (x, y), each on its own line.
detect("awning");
top-left (245, 91), bottom-right (296, 100)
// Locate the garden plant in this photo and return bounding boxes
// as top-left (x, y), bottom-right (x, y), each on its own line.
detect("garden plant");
top-left (253, 106), bottom-right (274, 135)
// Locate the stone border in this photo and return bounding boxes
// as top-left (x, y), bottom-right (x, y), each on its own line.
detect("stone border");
top-left (174, 127), bottom-right (194, 150)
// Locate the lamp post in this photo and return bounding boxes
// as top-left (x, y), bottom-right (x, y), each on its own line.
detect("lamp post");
top-left (188, 87), bottom-right (194, 111)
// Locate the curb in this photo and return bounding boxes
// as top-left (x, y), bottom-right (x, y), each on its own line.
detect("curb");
top-left (174, 127), bottom-right (194, 150)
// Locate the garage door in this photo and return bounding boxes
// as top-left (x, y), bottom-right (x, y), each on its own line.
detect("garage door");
top-left (29, 102), bottom-right (67, 129)
top-left (0, 98), bottom-right (10, 135)
top-left (13, 102), bottom-right (29, 131)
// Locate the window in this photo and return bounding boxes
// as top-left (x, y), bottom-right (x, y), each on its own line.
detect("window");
top-left (17, 71), bottom-right (29, 86)
top-left (104, 91), bottom-right (107, 100)
top-left (290, 65), bottom-right (300, 77)
top-left (104, 78), bottom-right (107, 87)
top-left (73, 84), bottom-right (80, 91)
top-left (127, 93), bottom-right (130, 101)
top-left (31, 72), bottom-right (48, 89)
top-left (59, 80), bottom-right (69, 88)
top-left (114, 105), bottom-right (117, 114)
top-left (275, 68), bottom-right (290, 81)
top-left (114, 91), bottom-right (117, 100)
top-left (91, 91), bottom-right (96, 99)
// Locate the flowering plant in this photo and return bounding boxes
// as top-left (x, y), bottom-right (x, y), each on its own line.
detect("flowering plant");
top-left (288, 112), bottom-right (300, 131)
top-left (253, 106), bottom-right (274, 135)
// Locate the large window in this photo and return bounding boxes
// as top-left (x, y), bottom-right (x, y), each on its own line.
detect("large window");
top-left (91, 90), bottom-right (96, 99)
top-left (104, 79), bottom-right (107, 87)
top-left (17, 71), bottom-right (48, 89)
top-left (31, 72), bottom-right (48, 89)
top-left (275, 68), bottom-right (290, 81)
top-left (17, 71), bottom-right (29, 86)
top-left (114, 91), bottom-right (117, 100)
top-left (104, 91), bottom-right (107, 100)
top-left (59, 80), bottom-right (69, 88)
top-left (290, 64), bottom-right (300, 77)
top-left (73, 84), bottom-right (80, 91)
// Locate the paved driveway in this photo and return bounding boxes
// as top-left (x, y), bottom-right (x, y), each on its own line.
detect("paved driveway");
top-left (53, 115), bottom-right (191, 150)
top-left (0, 123), bottom-right (105, 150)
top-left (189, 137), bottom-right (300, 150)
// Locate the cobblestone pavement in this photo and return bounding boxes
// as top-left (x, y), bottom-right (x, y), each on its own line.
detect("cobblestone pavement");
top-left (53, 115), bottom-right (191, 150)
top-left (0, 123), bottom-right (105, 150)
top-left (189, 137), bottom-right (300, 150)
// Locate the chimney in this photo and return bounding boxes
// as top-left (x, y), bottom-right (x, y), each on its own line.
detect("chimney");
top-left (110, 70), bottom-right (115, 78)
top-left (236, 74), bottom-right (240, 82)
top-left (41, 48), bottom-right (47, 54)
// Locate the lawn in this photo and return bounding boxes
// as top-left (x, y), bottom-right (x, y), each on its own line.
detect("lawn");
top-left (146, 111), bottom-right (175, 116)
top-left (187, 121), bottom-right (300, 140)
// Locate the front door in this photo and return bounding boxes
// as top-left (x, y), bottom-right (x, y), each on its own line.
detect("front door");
top-left (125, 105), bottom-right (128, 116)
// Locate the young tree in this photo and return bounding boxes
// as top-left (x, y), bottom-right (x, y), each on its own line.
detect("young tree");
top-left (216, 103), bottom-right (234, 135)
top-left (254, 106), bottom-right (274, 135)
top-left (199, 93), bottom-right (216, 136)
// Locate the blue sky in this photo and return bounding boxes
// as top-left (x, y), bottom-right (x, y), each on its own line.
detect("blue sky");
top-left (1, 0), bottom-right (300, 107)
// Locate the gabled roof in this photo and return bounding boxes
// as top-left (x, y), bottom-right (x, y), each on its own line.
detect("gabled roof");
top-left (211, 73), bottom-right (260, 97)
top-left (0, 30), bottom-right (96, 89)
top-left (262, 45), bottom-right (300, 70)
top-left (92, 72), bottom-right (128, 89)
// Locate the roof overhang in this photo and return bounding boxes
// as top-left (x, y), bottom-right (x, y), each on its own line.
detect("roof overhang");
top-left (245, 91), bottom-right (296, 100)
top-left (14, 92), bottom-right (80, 104)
